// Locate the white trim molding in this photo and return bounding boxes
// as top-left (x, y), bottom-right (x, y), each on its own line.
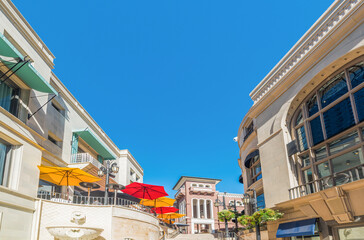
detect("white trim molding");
top-left (250, 0), bottom-right (364, 104)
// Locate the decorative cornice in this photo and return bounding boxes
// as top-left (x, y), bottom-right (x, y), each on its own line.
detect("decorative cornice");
top-left (250, 0), bottom-right (363, 104)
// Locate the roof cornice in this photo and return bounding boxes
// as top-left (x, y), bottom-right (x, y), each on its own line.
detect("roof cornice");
top-left (0, 0), bottom-right (55, 68)
top-left (250, 0), bottom-right (363, 105)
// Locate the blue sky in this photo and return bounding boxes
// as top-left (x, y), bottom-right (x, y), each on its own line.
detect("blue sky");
top-left (13, 0), bottom-right (333, 196)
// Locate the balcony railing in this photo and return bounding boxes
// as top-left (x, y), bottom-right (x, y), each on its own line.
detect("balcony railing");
top-left (71, 153), bottom-right (103, 169)
top-left (37, 191), bottom-right (153, 214)
top-left (289, 164), bottom-right (364, 199)
top-left (174, 188), bottom-right (185, 199)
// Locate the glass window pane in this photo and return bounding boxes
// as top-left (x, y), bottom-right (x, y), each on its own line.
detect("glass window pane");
top-left (300, 154), bottom-right (310, 167)
top-left (338, 226), bottom-right (364, 240)
top-left (0, 141), bottom-right (11, 186)
top-left (317, 162), bottom-right (331, 178)
top-left (331, 148), bottom-right (364, 174)
top-left (0, 82), bottom-right (13, 111)
top-left (310, 116), bottom-right (324, 145)
top-left (307, 95), bottom-right (319, 117)
top-left (329, 131), bottom-right (359, 156)
top-left (320, 72), bottom-right (348, 108)
top-left (303, 168), bottom-right (313, 183)
top-left (252, 162), bottom-right (261, 175)
top-left (296, 111), bottom-right (303, 126)
top-left (348, 61), bottom-right (364, 89)
top-left (314, 146), bottom-right (327, 162)
top-left (353, 87), bottom-right (364, 122)
top-left (256, 193), bottom-right (265, 209)
top-left (323, 98), bottom-right (355, 139)
top-left (297, 126), bottom-right (308, 151)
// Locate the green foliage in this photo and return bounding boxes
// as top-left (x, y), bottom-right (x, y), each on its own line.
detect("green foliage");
top-left (237, 208), bottom-right (283, 229)
top-left (217, 210), bottom-right (235, 222)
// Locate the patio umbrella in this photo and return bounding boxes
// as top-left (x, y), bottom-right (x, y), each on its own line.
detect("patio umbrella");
top-left (152, 206), bottom-right (178, 214)
top-left (157, 213), bottom-right (185, 224)
top-left (140, 197), bottom-right (175, 208)
top-left (122, 182), bottom-right (168, 200)
top-left (38, 166), bottom-right (101, 199)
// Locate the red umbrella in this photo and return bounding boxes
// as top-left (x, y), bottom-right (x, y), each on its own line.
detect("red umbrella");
top-left (122, 182), bottom-right (168, 200)
top-left (152, 207), bottom-right (178, 215)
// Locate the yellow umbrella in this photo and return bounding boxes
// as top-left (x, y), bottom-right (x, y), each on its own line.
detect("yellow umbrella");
top-left (157, 213), bottom-right (185, 219)
top-left (158, 212), bottom-right (185, 225)
top-left (38, 166), bottom-right (101, 198)
top-left (140, 197), bottom-right (175, 207)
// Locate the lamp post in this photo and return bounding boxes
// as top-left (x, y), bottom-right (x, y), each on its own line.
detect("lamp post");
top-left (228, 200), bottom-right (239, 239)
top-left (214, 192), bottom-right (229, 238)
top-left (242, 189), bottom-right (260, 240)
top-left (97, 160), bottom-right (119, 204)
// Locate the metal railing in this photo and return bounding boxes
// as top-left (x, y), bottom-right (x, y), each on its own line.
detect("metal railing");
top-left (289, 164), bottom-right (364, 199)
top-left (71, 153), bottom-right (103, 169)
top-left (37, 191), bottom-right (153, 214)
top-left (174, 188), bottom-right (185, 199)
top-left (213, 232), bottom-right (237, 239)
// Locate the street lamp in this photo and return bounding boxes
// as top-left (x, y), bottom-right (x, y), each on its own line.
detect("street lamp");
top-left (242, 189), bottom-right (260, 240)
top-left (97, 160), bottom-right (119, 203)
top-left (214, 192), bottom-right (229, 238)
top-left (228, 200), bottom-right (239, 239)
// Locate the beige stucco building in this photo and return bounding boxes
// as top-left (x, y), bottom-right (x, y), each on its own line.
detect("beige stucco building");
top-left (0, 0), bottom-right (149, 239)
top-left (237, 0), bottom-right (364, 239)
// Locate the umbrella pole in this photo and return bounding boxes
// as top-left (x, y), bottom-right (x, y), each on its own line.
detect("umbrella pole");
top-left (66, 172), bottom-right (69, 202)
top-left (88, 187), bottom-right (91, 205)
top-left (114, 190), bottom-right (117, 206)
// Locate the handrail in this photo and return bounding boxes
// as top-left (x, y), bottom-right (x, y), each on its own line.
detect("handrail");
top-left (289, 163), bottom-right (364, 199)
top-left (71, 153), bottom-right (103, 169)
top-left (37, 191), bottom-right (153, 214)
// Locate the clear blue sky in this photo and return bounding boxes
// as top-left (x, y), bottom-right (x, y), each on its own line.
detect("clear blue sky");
top-left (13, 0), bottom-right (333, 196)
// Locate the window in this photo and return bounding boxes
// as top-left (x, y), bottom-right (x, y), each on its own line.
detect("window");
top-left (51, 100), bottom-right (65, 116)
top-left (244, 122), bottom-right (254, 141)
top-left (48, 132), bottom-right (62, 148)
top-left (205, 184), bottom-right (211, 188)
top-left (0, 79), bottom-right (20, 117)
top-left (290, 58), bottom-right (364, 195)
top-left (338, 226), bottom-right (364, 240)
top-left (136, 175), bottom-right (140, 182)
top-left (192, 183), bottom-right (197, 187)
top-left (0, 139), bottom-right (12, 187)
top-left (198, 184), bottom-right (204, 187)
top-left (192, 199), bottom-right (198, 218)
top-left (256, 193), bottom-right (265, 209)
top-left (206, 200), bottom-right (211, 219)
top-left (249, 154), bottom-right (262, 184)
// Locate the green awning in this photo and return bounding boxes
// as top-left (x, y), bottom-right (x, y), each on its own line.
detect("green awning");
top-left (0, 33), bottom-right (58, 95)
top-left (73, 129), bottom-right (116, 160)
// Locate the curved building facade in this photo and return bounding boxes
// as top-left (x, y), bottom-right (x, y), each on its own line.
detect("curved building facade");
top-left (237, 1), bottom-right (364, 239)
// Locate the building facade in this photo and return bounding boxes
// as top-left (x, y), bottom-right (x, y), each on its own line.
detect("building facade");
top-left (173, 176), bottom-right (244, 234)
top-left (237, 0), bottom-right (364, 239)
top-left (0, 0), bottom-right (144, 239)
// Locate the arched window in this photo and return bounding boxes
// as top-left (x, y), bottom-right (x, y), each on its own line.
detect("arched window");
top-left (198, 184), bottom-right (204, 187)
top-left (199, 199), bottom-right (205, 218)
top-left (192, 183), bottom-right (197, 187)
top-left (205, 184), bottom-right (211, 188)
top-left (192, 199), bottom-right (198, 218)
top-left (206, 200), bottom-right (212, 218)
top-left (290, 58), bottom-right (364, 195)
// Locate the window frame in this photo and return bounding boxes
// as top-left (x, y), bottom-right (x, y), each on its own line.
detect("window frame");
top-left (291, 57), bottom-right (364, 188)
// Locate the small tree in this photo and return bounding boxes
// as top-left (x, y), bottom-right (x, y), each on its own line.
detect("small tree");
top-left (218, 209), bottom-right (235, 222)
top-left (237, 208), bottom-right (283, 229)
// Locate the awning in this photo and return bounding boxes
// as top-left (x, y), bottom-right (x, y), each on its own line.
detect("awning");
top-left (0, 33), bottom-right (57, 95)
top-left (239, 174), bottom-right (243, 184)
top-left (73, 129), bottom-right (116, 160)
top-left (244, 150), bottom-right (259, 168)
top-left (276, 218), bottom-right (317, 238)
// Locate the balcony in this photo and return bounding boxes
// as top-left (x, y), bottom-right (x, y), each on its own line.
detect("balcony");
top-left (289, 164), bottom-right (364, 199)
top-left (174, 188), bottom-right (185, 199)
top-left (189, 186), bottom-right (214, 195)
top-left (71, 153), bottom-right (103, 169)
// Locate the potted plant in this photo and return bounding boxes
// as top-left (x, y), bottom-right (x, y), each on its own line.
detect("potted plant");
top-left (218, 209), bottom-right (235, 222)
top-left (237, 208), bottom-right (283, 229)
